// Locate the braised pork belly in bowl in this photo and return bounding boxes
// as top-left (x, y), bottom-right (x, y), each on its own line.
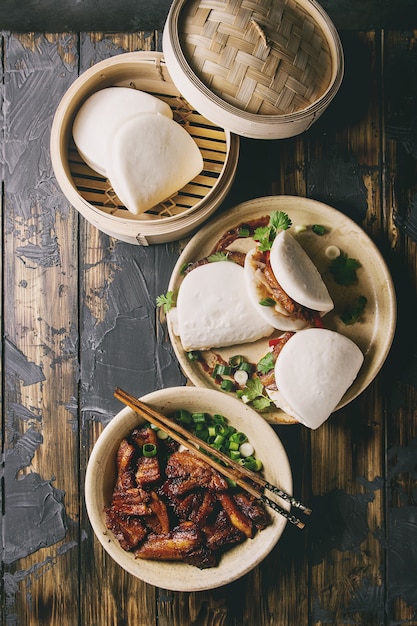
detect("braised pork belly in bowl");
top-left (85, 386), bottom-right (292, 591)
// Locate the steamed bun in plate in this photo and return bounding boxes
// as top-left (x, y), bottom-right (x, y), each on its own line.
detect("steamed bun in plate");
top-left (266, 328), bottom-right (364, 429)
top-left (170, 261), bottom-right (274, 351)
top-left (270, 230), bottom-right (334, 314)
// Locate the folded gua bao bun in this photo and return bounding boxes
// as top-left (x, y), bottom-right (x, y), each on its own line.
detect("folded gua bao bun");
top-left (265, 328), bottom-right (364, 429)
top-left (244, 230), bottom-right (334, 331)
top-left (170, 261), bottom-right (274, 351)
top-left (72, 87), bottom-right (173, 177)
top-left (106, 113), bottom-right (204, 215)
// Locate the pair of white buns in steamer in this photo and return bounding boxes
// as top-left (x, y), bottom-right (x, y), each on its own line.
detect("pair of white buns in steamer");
top-left (169, 229), bottom-right (364, 430)
top-left (72, 87), bottom-right (203, 216)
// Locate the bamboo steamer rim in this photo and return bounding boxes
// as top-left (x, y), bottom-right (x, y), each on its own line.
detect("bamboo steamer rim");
top-left (163, 0), bottom-right (344, 139)
top-left (50, 51), bottom-right (239, 245)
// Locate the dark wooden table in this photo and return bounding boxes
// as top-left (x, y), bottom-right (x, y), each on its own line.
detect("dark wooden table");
top-left (2, 2), bottom-right (417, 625)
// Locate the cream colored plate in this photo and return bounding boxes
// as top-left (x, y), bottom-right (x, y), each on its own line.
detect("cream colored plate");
top-left (85, 387), bottom-right (292, 591)
top-left (167, 196), bottom-right (397, 425)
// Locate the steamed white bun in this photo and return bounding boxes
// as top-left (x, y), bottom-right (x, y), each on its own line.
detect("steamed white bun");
top-left (72, 87), bottom-right (173, 176)
top-left (106, 113), bottom-right (203, 215)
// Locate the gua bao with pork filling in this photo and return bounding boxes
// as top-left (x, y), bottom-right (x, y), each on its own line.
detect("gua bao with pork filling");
top-left (244, 229), bottom-right (334, 331)
top-left (258, 328), bottom-right (364, 429)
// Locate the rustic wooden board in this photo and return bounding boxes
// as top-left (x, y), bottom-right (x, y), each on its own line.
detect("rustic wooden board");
top-left (2, 32), bottom-right (81, 625)
top-left (383, 30), bottom-right (417, 625)
top-left (2, 23), bottom-right (417, 626)
top-left (1, 0), bottom-right (417, 32)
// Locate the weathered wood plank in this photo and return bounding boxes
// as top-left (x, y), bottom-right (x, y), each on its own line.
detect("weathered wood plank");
top-left (2, 21), bottom-right (417, 626)
top-left (2, 32), bottom-right (81, 625)
top-left (304, 31), bottom-right (387, 625)
top-left (76, 32), bottom-right (184, 626)
top-left (383, 29), bottom-right (417, 625)
top-left (1, 0), bottom-right (417, 33)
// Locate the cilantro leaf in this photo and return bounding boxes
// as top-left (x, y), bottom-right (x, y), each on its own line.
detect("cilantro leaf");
top-left (257, 352), bottom-right (275, 374)
top-left (253, 211), bottom-right (292, 251)
top-left (208, 251), bottom-right (230, 262)
top-left (156, 290), bottom-right (177, 313)
top-left (236, 377), bottom-right (272, 411)
top-left (340, 295), bottom-right (368, 325)
top-left (270, 211), bottom-right (292, 232)
top-left (329, 251), bottom-right (362, 286)
top-left (253, 225), bottom-right (271, 252)
top-left (237, 377), bottom-right (265, 402)
top-left (251, 395), bottom-right (273, 411)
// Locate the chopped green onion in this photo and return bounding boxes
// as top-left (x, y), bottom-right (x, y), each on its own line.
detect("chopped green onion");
top-left (228, 440), bottom-right (240, 451)
top-left (234, 369), bottom-right (249, 386)
top-left (239, 442), bottom-right (254, 457)
top-left (312, 224), bottom-right (326, 235)
top-left (294, 224), bottom-right (307, 233)
top-left (240, 456), bottom-right (259, 471)
top-left (325, 245), bottom-right (340, 260)
top-left (142, 443), bottom-right (157, 457)
top-left (230, 431), bottom-right (248, 444)
top-left (176, 409), bottom-right (192, 425)
top-left (213, 364), bottom-right (232, 377)
top-left (213, 414), bottom-right (226, 423)
top-left (156, 429), bottom-right (169, 440)
top-left (229, 355), bottom-right (246, 367)
top-left (192, 412), bottom-right (207, 424)
top-left (221, 379), bottom-right (235, 392)
top-left (238, 361), bottom-right (253, 374)
top-left (187, 350), bottom-right (201, 361)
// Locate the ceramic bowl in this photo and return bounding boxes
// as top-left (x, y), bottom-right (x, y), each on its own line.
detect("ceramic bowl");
top-left (85, 386), bottom-right (292, 591)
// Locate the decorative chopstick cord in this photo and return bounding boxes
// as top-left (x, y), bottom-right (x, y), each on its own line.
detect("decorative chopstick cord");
top-left (114, 388), bottom-right (311, 529)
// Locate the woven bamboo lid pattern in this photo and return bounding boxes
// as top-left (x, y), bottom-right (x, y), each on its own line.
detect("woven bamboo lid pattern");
top-left (163, 0), bottom-right (344, 138)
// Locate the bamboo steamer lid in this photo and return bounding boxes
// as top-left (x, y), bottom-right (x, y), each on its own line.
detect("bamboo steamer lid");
top-left (163, 0), bottom-right (344, 139)
top-left (50, 51), bottom-right (239, 245)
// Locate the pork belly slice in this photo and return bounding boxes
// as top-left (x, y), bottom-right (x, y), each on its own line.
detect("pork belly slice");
top-left (216, 492), bottom-right (253, 538)
top-left (130, 426), bottom-right (158, 449)
top-left (203, 509), bottom-right (246, 551)
top-left (160, 486), bottom-right (216, 526)
top-left (135, 456), bottom-right (162, 486)
top-left (115, 439), bottom-right (137, 491)
top-left (110, 487), bottom-right (152, 517)
top-left (148, 491), bottom-right (170, 534)
top-left (182, 545), bottom-right (219, 569)
top-left (135, 521), bottom-right (202, 561)
top-left (165, 450), bottom-right (228, 491)
top-left (105, 507), bottom-right (148, 551)
top-left (233, 492), bottom-right (271, 530)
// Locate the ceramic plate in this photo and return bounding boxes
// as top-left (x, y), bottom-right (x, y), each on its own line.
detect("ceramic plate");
top-left (85, 387), bottom-right (292, 591)
top-left (167, 196), bottom-right (397, 424)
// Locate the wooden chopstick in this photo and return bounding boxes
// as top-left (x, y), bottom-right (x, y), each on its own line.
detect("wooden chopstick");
top-left (114, 387), bottom-right (310, 529)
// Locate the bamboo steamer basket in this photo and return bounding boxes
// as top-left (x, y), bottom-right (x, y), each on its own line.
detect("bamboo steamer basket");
top-left (163, 0), bottom-right (344, 139)
top-left (50, 51), bottom-right (239, 245)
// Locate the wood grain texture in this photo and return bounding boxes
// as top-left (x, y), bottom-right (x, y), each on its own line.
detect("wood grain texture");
top-left (1, 0), bottom-right (417, 32)
top-left (2, 32), bottom-right (80, 625)
top-left (2, 18), bottom-right (417, 626)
